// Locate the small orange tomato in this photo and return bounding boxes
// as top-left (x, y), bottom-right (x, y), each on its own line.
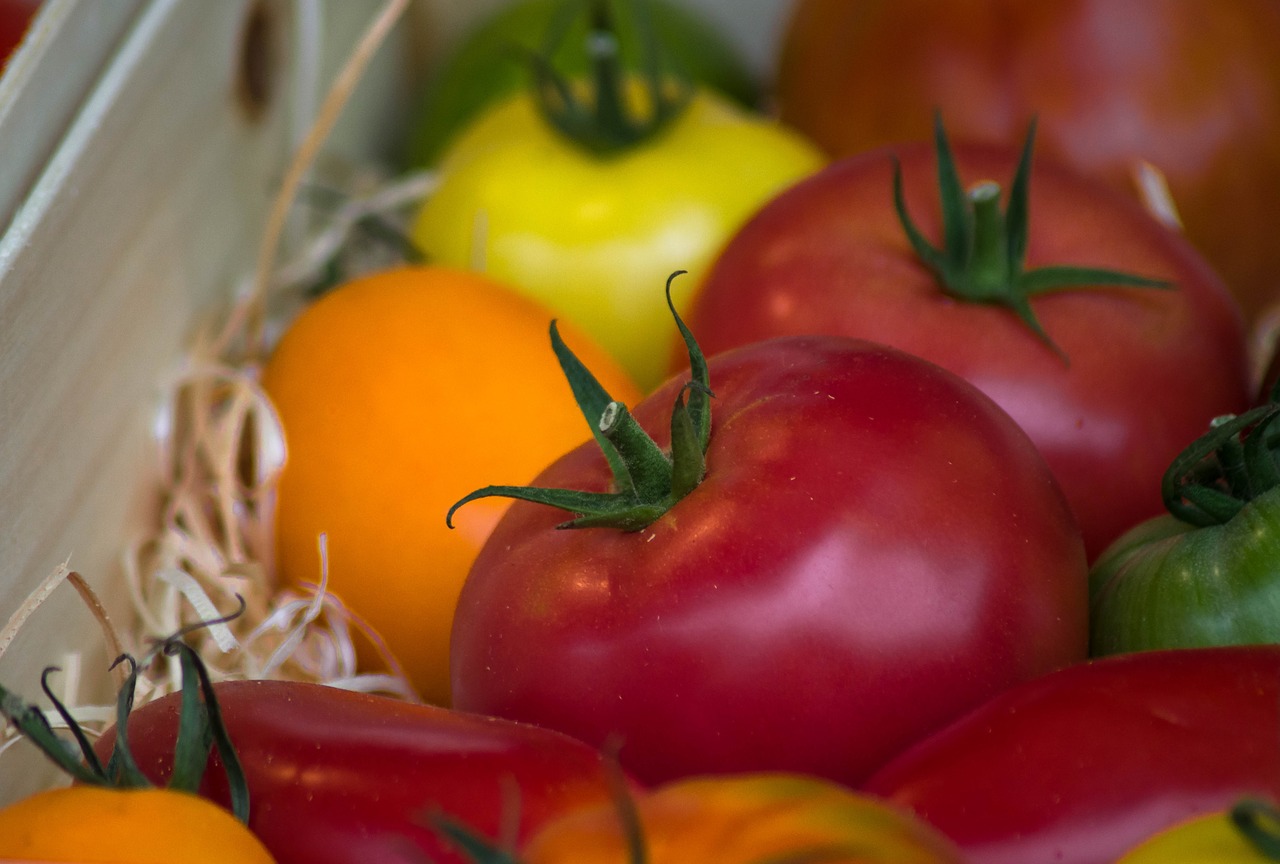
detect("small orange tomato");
top-left (261, 266), bottom-right (641, 705)
top-left (0, 786), bottom-right (275, 863)
top-left (520, 773), bottom-right (969, 864)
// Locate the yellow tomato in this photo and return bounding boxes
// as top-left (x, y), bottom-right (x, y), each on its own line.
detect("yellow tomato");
top-left (261, 267), bottom-right (640, 705)
top-left (411, 84), bottom-right (825, 390)
top-left (1118, 808), bottom-right (1277, 864)
top-left (521, 773), bottom-right (969, 864)
top-left (0, 786), bottom-right (275, 863)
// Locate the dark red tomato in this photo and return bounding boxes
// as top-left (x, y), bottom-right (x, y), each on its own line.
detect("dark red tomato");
top-left (862, 645), bottom-right (1280, 864)
top-left (0, 0), bottom-right (38, 66)
top-left (94, 680), bottom-right (627, 864)
top-left (685, 138), bottom-right (1250, 561)
top-left (774, 0), bottom-right (1280, 322)
top-left (451, 335), bottom-right (1088, 788)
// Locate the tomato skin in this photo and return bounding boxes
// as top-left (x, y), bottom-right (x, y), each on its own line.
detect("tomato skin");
top-left (775, 0), bottom-right (1280, 322)
top-left (1089, 491), bottom-right (1280, 654)
top-left (684, 139), bottom-right (1250, 561)
top-left (405, 0), bottom-right (760, 167)
top-left (522, 773), bottom-right (968, 864)
top-left (93, 680), bottom-right (628, 864)
top-left (862, 645), bottom-right (1280, 864)
top-left (0, 786), bottom-right (275, 863)
top-left (451, 335), bottom-right (1088, 787)
top-left (410, 86), bottom-right (824, 390)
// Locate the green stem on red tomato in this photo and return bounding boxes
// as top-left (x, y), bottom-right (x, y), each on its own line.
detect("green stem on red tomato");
top-left (525, 0), bottom-right (691, 157)
top-left (446, 271), bottom-right (711, 532)
top-left (893, 112), bottom-right (1172, 361)
top-left (0, 600), bottom-right (253, 823)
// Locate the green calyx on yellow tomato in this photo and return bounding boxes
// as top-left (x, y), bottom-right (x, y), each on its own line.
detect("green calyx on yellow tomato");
top-left (896, 113), bottom-right (1171, 360)
top-left (1088, 386), bottom-right (1280, 655)
top-left (405, 0), bottom-right (759, 167)
top-left (1120, 800), bottom-right (1280, 863)
top-left (410, 10), bottom-right (824, 391)
top-left (448, 272), bottom-right (708, 533)
top-left (0, 602), bottom-right (251, 822)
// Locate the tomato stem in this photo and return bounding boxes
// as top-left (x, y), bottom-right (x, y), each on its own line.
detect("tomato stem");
top-left (524, 0), bottom-right (691, 157)
top-left (447, 271), bottom-right (710, 532)
top-left (1232, 799), bottom-right (1280, 859)
top-left (1162, 394), bottom-right (1280, 527)
top-left (893, 112), bottom-right (1172, 362)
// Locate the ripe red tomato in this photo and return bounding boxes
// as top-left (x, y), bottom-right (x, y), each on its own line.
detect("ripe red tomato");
top-left (0, 0), bottom-right (38, 66)
top-left (450, 333), bottom-right (1088, 788)
top-left (684, 133), bottom-right (1250, 560)
top-left (774, 0), bottom-right (1280, 323)
top-left (94, 680), bottom-right (628, 864)
top-left (863, 645), bottom-right (1280, 864)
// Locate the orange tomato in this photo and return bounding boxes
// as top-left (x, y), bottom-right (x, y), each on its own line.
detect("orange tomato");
top-left (261, 267), bottom-right (640, 704)
top-left (775, 0), bottom-right (1280, 322)
top-left (521, 773), bottom-right (969, 864)
top-left (0, 786), bottom-right (275, 863)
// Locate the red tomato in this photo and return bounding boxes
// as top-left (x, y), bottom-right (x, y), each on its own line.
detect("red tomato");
top-left (774, 0), bottom-right (1280, 322)
top-left (451, 334), bottom-right (1088, 787)
top-left (862, 645), bottom-right (1280, 864)
top-left (684, 134), bottom-right (1250, 560)
top-left (0, 0), bottom-right (37, 66)
top-left (94, 680), bottom-right (628, 864)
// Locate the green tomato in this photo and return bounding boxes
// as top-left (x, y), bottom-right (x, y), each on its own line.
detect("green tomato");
top-left (410, 83), bottom-right (824, 390)
top-left (1089, 399), bottom-right (1280, 656)
top-left (405, 0), bottom-right (761, 168)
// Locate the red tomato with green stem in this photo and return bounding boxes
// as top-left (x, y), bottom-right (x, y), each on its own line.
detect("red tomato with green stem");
top-left (95, 680), bottom-right (630, 864)
top-left (684, 119), bottom-right (1250, 560)
top-left (863, 645), bottom-right (1280, 864)
top-left (447, 276), bottom-right (1088, 787)
top-left (774, 0), bottom-right (1280, 323)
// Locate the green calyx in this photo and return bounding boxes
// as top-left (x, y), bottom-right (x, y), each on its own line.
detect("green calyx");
top-left (1232, 799), bottom-right (1280, 859)
top-left (0, 600), bottom-right (251, 822)
top-left (447, 271), bottom-right (711, 532)
top-left (894, 113), bottom-right (1172, 360)
top-left (1162, 383), bottom-right (1280, 528)
top-left (524, 0), bottom-right (692, 157)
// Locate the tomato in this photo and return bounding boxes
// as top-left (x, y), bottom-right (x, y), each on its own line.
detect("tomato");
top-left (862, 645), bottom-right (1280, 864)
top-left (515, 773), bottom-right (968, 864)
top-left (0, 786), bottom-right (275, 863)
top-left (448, 298), bottom-right (1088, 787)
top-left (1089, 392), bottom-right (1280, 654)
top-left (260, 266), bottom-right (640, 705)
top-left (410, 6), bottom-right (823, 390)
top-left (774, 0), bottom-right (1280, 322)
top-left (405, 0), bottom-right (760, 167)
top-left (0, 0), bottom-right (38, 67)
top-left (95, 679), bottom-right (630, 864)
top-left (683, 124), bottom-right (1250, 561)
top-left (1117, 803), bottom-right (1280, 864)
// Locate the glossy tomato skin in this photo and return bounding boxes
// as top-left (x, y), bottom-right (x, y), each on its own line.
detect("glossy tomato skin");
top-left (775, 0), bottom-right (1280, 321)
top-left (685, 140), bottom-right (1250, 561)
top-left (522, 773), bottom-right (968, 864)
top-left (94, 680), bottom-right (627, 864)
top-left (862, 645), bottom-right (1280, 864)
top-left (451, 335), bottom-right (1088, 787)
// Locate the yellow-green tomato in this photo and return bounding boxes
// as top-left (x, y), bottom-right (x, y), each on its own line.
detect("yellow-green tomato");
top-left (411, 84), bottom-right (825, 391)
top-left (1118, 808), bottom-right (1275, 864)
